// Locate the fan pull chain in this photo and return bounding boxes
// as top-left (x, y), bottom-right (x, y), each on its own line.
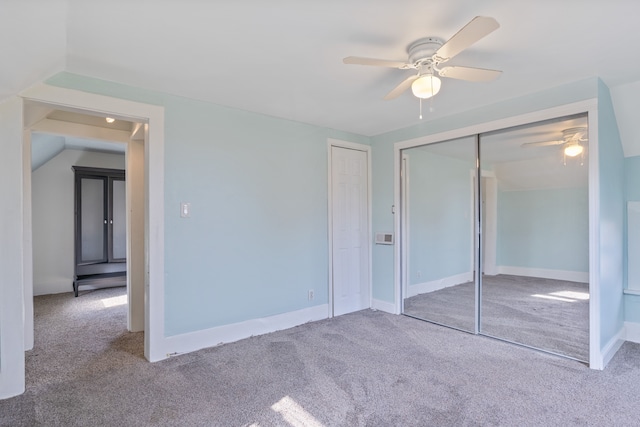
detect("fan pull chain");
top-left (419, 98), bottom-right (423, 120)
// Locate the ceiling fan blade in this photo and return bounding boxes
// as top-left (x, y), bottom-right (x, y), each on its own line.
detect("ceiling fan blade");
top-left (572, 131), bottom-right (588, 141)
top-left (435, 16), bottom-right (499, 61)
top-left (438, 66), bottom-right (502, 82)
top-left (384, 75), bottom-right (419, 100)
top-left (521, 140), bottom-right (564, 148)
top-left (343, 56), bottom-right (411, 69)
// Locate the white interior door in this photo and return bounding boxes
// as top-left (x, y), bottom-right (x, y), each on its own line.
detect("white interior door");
top-left (331, 145), bottom-right (370, 316)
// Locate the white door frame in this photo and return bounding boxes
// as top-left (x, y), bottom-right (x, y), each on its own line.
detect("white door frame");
top-left (327, 138), bottom-right (372, 317)
top-left (470, 171), bottom-right (498, 276)
top-left (400, 154), bottom-right (410, 313)
top-left (19, 84), bottom-right (166, 364)
top-left (0, 96), bottom-right (26, 398)
top-left (393, 99), bottom-right (601, 368)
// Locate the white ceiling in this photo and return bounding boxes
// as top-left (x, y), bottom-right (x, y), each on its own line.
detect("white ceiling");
top-left (4, 0), bottom-right (640, 152)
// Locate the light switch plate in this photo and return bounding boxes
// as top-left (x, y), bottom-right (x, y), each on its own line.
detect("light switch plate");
top-left (375, 232), bottom-right (393, 245)
top-left (180, 202), bottom-right (191, 218)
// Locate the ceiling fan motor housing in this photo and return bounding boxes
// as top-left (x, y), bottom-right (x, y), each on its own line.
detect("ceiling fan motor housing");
top-left (563, 127), bottom-right (587, 141)
top-left (407, 37), bottom-right (443, 66)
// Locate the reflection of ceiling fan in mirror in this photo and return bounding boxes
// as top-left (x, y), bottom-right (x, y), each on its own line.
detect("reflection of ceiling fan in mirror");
top-left (521, 127), bottom-right (588, 164)
top-left (342, 16), bottom-right (502, 107)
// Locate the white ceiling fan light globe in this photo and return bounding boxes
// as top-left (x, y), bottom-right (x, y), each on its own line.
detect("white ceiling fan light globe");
top-left (564, 143), bottom-right (584, 157)
top-left (411, 74), bottom-right (442, 99)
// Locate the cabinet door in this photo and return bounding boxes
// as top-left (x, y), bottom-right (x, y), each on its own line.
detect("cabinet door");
top-left (110, 177), bottom-right (127, 262)
top-left (79, 176), bottom-right (107, 264)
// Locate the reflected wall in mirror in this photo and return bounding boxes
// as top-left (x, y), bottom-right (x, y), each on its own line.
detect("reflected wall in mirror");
top-left (401, 136), bottom-right (477, 332)
top-left (479, 114), bottom-right (589, 361)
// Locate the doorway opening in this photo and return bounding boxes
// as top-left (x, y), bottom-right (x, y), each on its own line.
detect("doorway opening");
top-left (20, 84), bottom-right (166, 365)
top-left (27, 108), bottom-right (145, 364)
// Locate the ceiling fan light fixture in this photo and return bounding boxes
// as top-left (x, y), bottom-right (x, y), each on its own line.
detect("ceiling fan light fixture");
top-left (564, 143), bottom-right (584, 157)
top-left (411, 74), bottom-right (441, 99)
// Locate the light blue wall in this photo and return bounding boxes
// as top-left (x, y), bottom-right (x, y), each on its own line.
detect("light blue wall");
top-left (47, 72), bottom-right (369, 336)
top-left (624, 155), bottom-right (640, 286)
top-left (31, 134), bottom-right (65, 171)
top-left (370, 78), bottom-right (598, 303)
top-left (625, 156), bottom-right (640, 201)
top-left (624, 155), bottom-right (640, 323)
top-left (625, 296), bottom-right (640, 323)
top-left (163, 98), bottom-right (328, 334)
top-left (371, 140), bottom-right (395, 302)
top-left (597, 79), bottom-right (625, 348)
top-left (497, 188), bottom-right (589, 272)
top-left (406, 149), bottom-right (473, 284)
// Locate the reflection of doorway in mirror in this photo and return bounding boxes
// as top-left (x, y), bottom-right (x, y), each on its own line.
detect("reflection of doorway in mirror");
top-left (482, 178), bottom-right (486, 273)
top-left (482, 175), bottom-right (498, 276)
top-left (471, 173), bottom-right (498, 276)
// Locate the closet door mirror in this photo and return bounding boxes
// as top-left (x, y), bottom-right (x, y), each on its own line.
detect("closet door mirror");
top-left (401, 136), bottom-right (477, 332)
top-left (479, 114), bottom-right (589, 361)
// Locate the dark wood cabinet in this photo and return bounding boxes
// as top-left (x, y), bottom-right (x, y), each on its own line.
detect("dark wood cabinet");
top-left (72, 166), bottom-right (127, 297)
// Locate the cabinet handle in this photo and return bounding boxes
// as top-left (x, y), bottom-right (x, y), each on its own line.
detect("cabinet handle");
top-left (110, 219), bottom-right (113, 224)
top-left (104, 219), bottom-right (107, 224)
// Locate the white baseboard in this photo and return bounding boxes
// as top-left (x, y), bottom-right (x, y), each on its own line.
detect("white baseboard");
top-left (407, 272), bottom-right (473, 297)
top-left (33, 280), bottom-right (73, 296)
top-left (600, 327), bottom-right (625, 369)
top-left (625, 321), bottom-right (640, 343)
top-left (497, 266), bottom-right (588, 283)
top-left (371, 298), bottom-right (398, 314)
top-left (162, 304), bottom-right (329, 359)
top-left (35, 281), bottom-right (126, 296)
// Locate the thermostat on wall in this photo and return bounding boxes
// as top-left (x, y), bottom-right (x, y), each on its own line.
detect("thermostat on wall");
top-left (375, 232), bottom-right (394, 245)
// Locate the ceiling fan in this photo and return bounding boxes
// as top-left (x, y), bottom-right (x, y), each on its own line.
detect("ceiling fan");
top-left (521, 127), bottom-right (588, 165)
top-left (343, 16), bottom-right (502, 102)
top-left (521, 127), bottom-right (588, 156)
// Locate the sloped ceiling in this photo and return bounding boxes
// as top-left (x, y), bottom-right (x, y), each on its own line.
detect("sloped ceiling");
top-left (29, 108), bottom-right (134, 171)
top-left (31, 133), bottom-right (126, 171)
top-left (4, 0), bottom-right (640, 155)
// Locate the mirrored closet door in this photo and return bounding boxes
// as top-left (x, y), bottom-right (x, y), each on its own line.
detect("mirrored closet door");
top-left (401, 135), bottom-right (478, 333)
top-left (400, 113), bottom-right (589, 362)
top-left (479, 115), bottom-right (589, 361)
